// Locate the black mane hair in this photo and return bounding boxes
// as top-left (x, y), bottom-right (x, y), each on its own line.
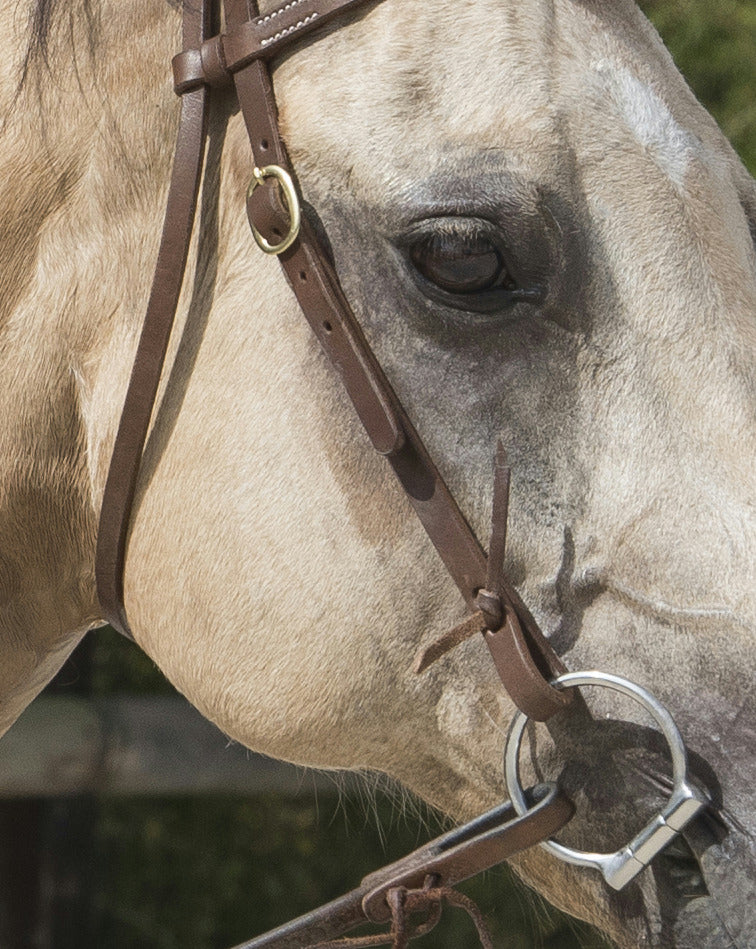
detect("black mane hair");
top-left (20, 0), bottom-right (99, 90)
top-left (23, 0), bottom-right (56, 79)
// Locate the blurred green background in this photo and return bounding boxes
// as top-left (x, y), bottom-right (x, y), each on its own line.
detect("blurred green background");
top-left (1, 2), bottom-right (753, 947)
top-left (640, 0), bottom-right (755, 174)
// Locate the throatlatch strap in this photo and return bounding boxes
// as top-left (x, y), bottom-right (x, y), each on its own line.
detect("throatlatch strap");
top-left (95, 0), bottom-right (214, 637)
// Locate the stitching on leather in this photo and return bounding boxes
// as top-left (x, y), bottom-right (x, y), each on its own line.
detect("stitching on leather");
top-left (258, 0), bottom-right (307, 26)
top-left (260, 13), bottom-right (319, 46)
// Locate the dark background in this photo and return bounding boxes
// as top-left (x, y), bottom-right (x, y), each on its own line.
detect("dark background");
top-left (0, 632), bottom-right (612, 949)
top-left (1, 2), bottom-right (753, 947)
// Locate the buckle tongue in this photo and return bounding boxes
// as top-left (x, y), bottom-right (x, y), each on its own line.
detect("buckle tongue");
top-left (246, 164), bottom-right (301, 255)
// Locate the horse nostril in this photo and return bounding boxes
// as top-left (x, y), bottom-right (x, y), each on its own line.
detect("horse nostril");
top-left (656, 837), bottom-right (708, 899)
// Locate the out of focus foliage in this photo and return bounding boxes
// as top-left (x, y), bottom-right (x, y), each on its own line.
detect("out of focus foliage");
top-left (89, 787), bottom-right (610, 948)
top-left (640, 0), bottom-right (756, 174)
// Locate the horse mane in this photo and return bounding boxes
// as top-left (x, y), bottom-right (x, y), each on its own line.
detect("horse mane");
top-left (21, 0), bottom-right (56, 83)
top-left (19, 0), bottom-right (98, 90)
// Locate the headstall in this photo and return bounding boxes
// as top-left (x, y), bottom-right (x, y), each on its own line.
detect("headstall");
top-left (94, 0), bottom-right (708, 944)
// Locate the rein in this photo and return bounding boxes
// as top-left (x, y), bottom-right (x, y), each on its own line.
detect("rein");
top-left (95, 0), bottom-right (707, 944)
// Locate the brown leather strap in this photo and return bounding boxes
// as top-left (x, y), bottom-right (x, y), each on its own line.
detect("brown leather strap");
top-left (230, 784), bottom-right (573, 948)
top-left (173, 0), bottom-right (380, 94)
top-left (227, 5), bottom-right (569, 720)
top-left (481, 447), bottom-right (571, 717)
top-left (96, 0), bottom-right (570, 720)
top-left (223, 0), bottom-right (381, 69)
top-left (95, 0), bottom-right (214, 636)
top-left (94, 12), bottom-right (577, 943)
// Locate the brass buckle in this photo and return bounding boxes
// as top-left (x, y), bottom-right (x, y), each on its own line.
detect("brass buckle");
top-left (246, 164), bottom-right (301, 255)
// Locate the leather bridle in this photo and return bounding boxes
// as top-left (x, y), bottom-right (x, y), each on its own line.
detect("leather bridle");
top-left (94, 1), bottom-right (707, 945)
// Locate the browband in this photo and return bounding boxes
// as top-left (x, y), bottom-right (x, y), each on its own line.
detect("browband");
top-left (95, 0), bottom-right (572, 722)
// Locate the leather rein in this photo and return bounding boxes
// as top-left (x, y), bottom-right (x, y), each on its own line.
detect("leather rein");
top-left (94, 0), bottom-right (707, 945)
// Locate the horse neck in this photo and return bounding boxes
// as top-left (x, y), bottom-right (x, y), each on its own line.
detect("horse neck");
top-left (0, 1), bottom-right (180, 727)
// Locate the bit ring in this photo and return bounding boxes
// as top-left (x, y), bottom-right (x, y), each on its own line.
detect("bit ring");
top-left (503, 670), bottom-right (707, 890)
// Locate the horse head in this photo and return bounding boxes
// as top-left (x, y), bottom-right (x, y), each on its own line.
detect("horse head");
top-left (1, 1), bottom-right (754, 945)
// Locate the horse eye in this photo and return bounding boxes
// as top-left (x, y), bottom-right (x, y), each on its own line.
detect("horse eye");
top-left (409, 232), bottom-right (516, 295)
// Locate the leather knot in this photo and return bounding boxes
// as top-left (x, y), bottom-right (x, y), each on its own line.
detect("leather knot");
top-left (172, 37), bottom-right (232, 93)
top-left (309, 878), bottom-right (494, 949)
top-left (474, 589), bottom-right (503, 631)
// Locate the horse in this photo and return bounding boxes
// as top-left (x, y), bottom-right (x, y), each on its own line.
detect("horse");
top-left (1, 0), bottom-right (754, 945)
